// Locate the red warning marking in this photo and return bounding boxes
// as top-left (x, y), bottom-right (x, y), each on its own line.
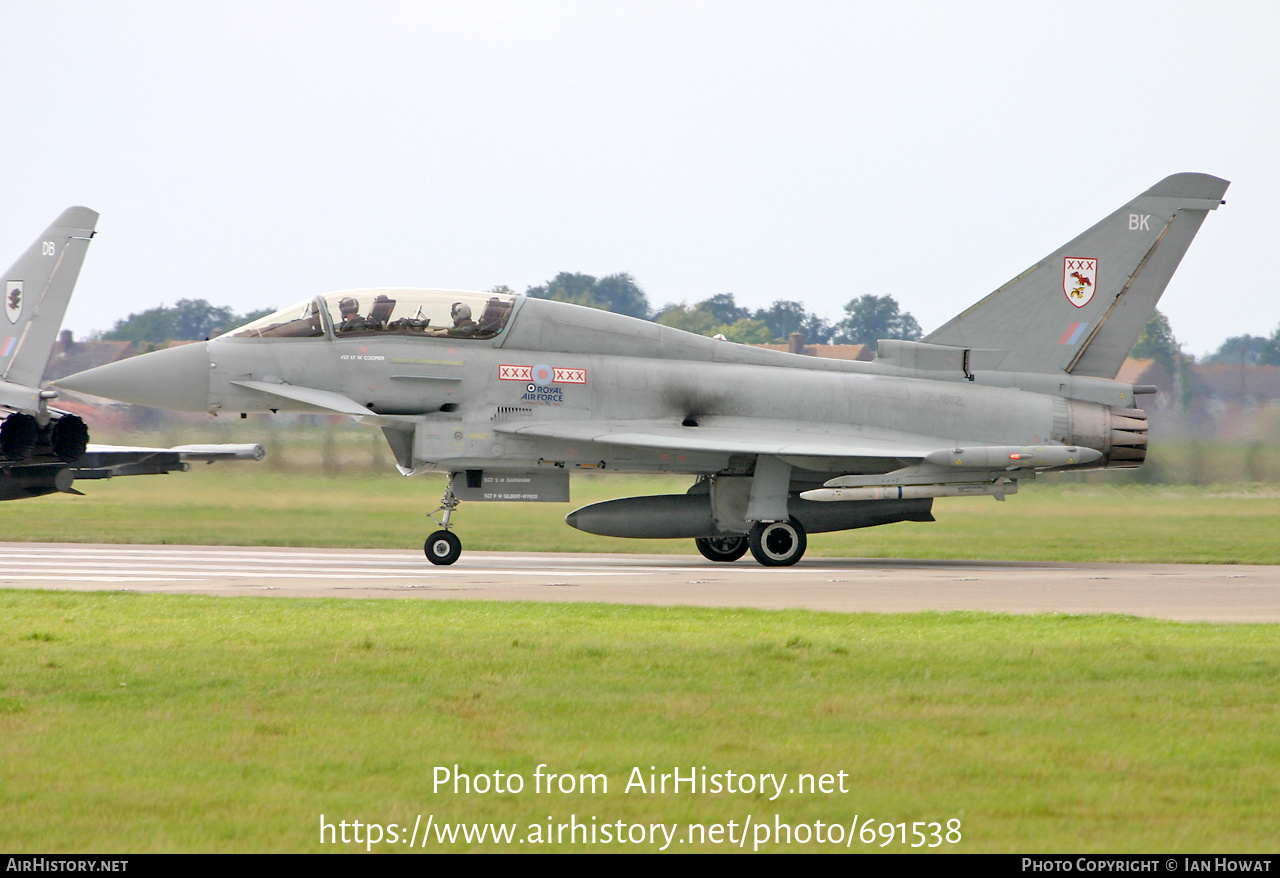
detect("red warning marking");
top-left (553, 367), bottom-right (587, 384)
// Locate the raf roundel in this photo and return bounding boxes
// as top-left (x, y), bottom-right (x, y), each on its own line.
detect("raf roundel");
top-left (531, 363), bottom-right (555, 385)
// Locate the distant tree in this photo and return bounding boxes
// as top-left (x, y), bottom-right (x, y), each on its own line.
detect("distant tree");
top-left (525, 272), bottom-right (652, 319)
top-left (1130, 310), bottom-right (1182, 372)
top-left (832, 294), bottom-right (922, 345)
top-left (753, 299), bottom-right (807, 340)
top-left (99, 305), bottom-right (175, 343)
top-left (754, 299), bottom-right (834, 344)
top-left (800, 314), bottom-right (835, 345)
top-left (171, 299), bottom-right (236, 339)
top-left (1263, 327), bottom-right (1280, 366)
top-left (101, 298), bottom-right (261, 342)
top-left (1202, 334), bottom-right (1273, 365)
top-left (1221, 323), bottom-right (1280, 366)
top-left (713, 318), bottom-right (775, 344)
top-left (655, 295), bottom-right (838, 344)
top-left (1130, 309), bottom-right (1206, 409)
top-left (526, 272), bottom-right (598, 308)
top-left (229, 307), bottom-right (276, 329)
top-left (591, 273), bottom-right (651, 319)
top-left (654, 303), bottom-right (718, 336)
top-left (698, 293), bottom-right (751, 326)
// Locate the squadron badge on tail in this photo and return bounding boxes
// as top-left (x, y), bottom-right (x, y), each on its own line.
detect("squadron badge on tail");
top-left (1063, 258), bottom-right (1097, 307)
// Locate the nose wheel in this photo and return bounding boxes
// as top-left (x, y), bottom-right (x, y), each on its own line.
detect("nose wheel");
top-left (424, 477), bottom-right (463, 565)
top-left (425, 530), bottom-right (462, 565)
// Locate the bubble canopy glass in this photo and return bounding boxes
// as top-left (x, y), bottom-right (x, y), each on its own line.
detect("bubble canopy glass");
top-left (227, 290), bottom-right (516, 340)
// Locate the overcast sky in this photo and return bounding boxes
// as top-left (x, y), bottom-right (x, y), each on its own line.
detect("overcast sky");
top-left (2, 1), bottom-right (1276, 356)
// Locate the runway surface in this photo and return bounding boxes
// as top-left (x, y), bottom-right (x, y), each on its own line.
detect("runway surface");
top-left (2, 542), bottom-right (1278, 622)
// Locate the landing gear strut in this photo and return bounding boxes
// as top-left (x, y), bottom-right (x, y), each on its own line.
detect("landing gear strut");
top-left (424, 477), bottom-right (462, 565)
top-left (694, 535), bottom-right (749, 563)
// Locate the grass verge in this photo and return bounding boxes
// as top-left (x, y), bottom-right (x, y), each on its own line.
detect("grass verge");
top-left (2, 592), bottom-right (1278, 852)
top-left (4, 469), bottom-right (1280, 564)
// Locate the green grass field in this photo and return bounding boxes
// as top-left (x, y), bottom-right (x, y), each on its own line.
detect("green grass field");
top-left (4, 466), bottom-right (1280, 564)
top-left (3, 592), bottom-right (1278, 853)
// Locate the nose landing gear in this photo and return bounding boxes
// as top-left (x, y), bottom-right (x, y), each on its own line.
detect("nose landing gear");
top-left (424, 478), bottom-right (462, 565)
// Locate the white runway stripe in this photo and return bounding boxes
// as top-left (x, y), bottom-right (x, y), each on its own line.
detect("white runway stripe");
top-left (0, 546), bottom-right (1039, 573)
top-left (2, 542), bottom-right (1277, 622)
top-left (0, 545), bottom-right (739, 579)
top-left (0, 542), bottom-right (1062, 586)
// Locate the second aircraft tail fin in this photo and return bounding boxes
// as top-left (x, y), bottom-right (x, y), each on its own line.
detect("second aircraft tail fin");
top-left (0, 206), bottom-right (99, 393)
top-left (923, 173), bottom-right (1228, 378)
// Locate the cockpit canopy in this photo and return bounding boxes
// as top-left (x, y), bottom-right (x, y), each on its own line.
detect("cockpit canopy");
top-left (227, 290), bottom-right (516, 340)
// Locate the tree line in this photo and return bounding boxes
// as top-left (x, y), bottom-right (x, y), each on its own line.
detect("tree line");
top-left (97, 299), bottom-right (274, 343)
top-left (93, 271), bottom-right (1276, 364)
top-left (1199, 331), bottom-right (1280, 366)
top-left (518, 271), bottom-right (921, 346)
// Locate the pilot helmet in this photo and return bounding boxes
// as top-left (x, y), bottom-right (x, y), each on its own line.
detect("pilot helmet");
top-left (339, 296), bottom-right (359, 316)
top-left (451, 302), bottom-right (472, 321)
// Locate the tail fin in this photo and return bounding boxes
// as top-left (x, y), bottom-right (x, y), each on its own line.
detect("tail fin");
top-left (0, 207), bottom-right (99, 397)
top-left (923, 173), bottom-right (1228, 378)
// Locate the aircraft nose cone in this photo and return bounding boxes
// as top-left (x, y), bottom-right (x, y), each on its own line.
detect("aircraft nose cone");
top-left (56, 342), bottom-right (212, 412)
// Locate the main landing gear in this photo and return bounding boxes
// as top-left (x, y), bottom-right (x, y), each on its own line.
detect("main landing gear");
top-left (693, 518), bottom-right (808, 566)
top-left (424, 478), bottom-right (462, 565)
top-left (694, 535), bottom-right (749, 563)
top-left (747, 518), bottom-right (806, 567)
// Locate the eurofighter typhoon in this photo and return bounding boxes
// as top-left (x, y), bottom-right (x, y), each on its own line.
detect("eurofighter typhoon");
top-left (58, 174), bottom-right (1228, 565)
top-left (0, 208), bottom-right (261, 501)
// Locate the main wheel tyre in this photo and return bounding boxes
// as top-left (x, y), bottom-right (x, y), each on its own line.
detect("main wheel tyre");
top-left (747, 518), bottom-right (807, 567)
top-left (695, 535), bottom-right (749, 563)
top-left (424, 530), bottom-right (462, 566)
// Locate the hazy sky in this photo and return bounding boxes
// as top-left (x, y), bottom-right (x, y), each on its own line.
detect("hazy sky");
top-left (3, 1), bottom-right (1276, 356)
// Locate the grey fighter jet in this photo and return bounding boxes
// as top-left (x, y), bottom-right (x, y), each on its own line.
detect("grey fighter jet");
top-left (0, 208), bottom-right (261, 501)
top-left (58, 173), bottom-right (1228, 565)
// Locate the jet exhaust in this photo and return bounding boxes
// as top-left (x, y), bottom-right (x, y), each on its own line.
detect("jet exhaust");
top-left (1104, 407), bottom-right (1149, 468)
top-left (1054, 400), bottom-right (1149, 469)
top-left (1, 413), bottom-right (39, 461)
top-left (48, 414), bottom-right (89, 463)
